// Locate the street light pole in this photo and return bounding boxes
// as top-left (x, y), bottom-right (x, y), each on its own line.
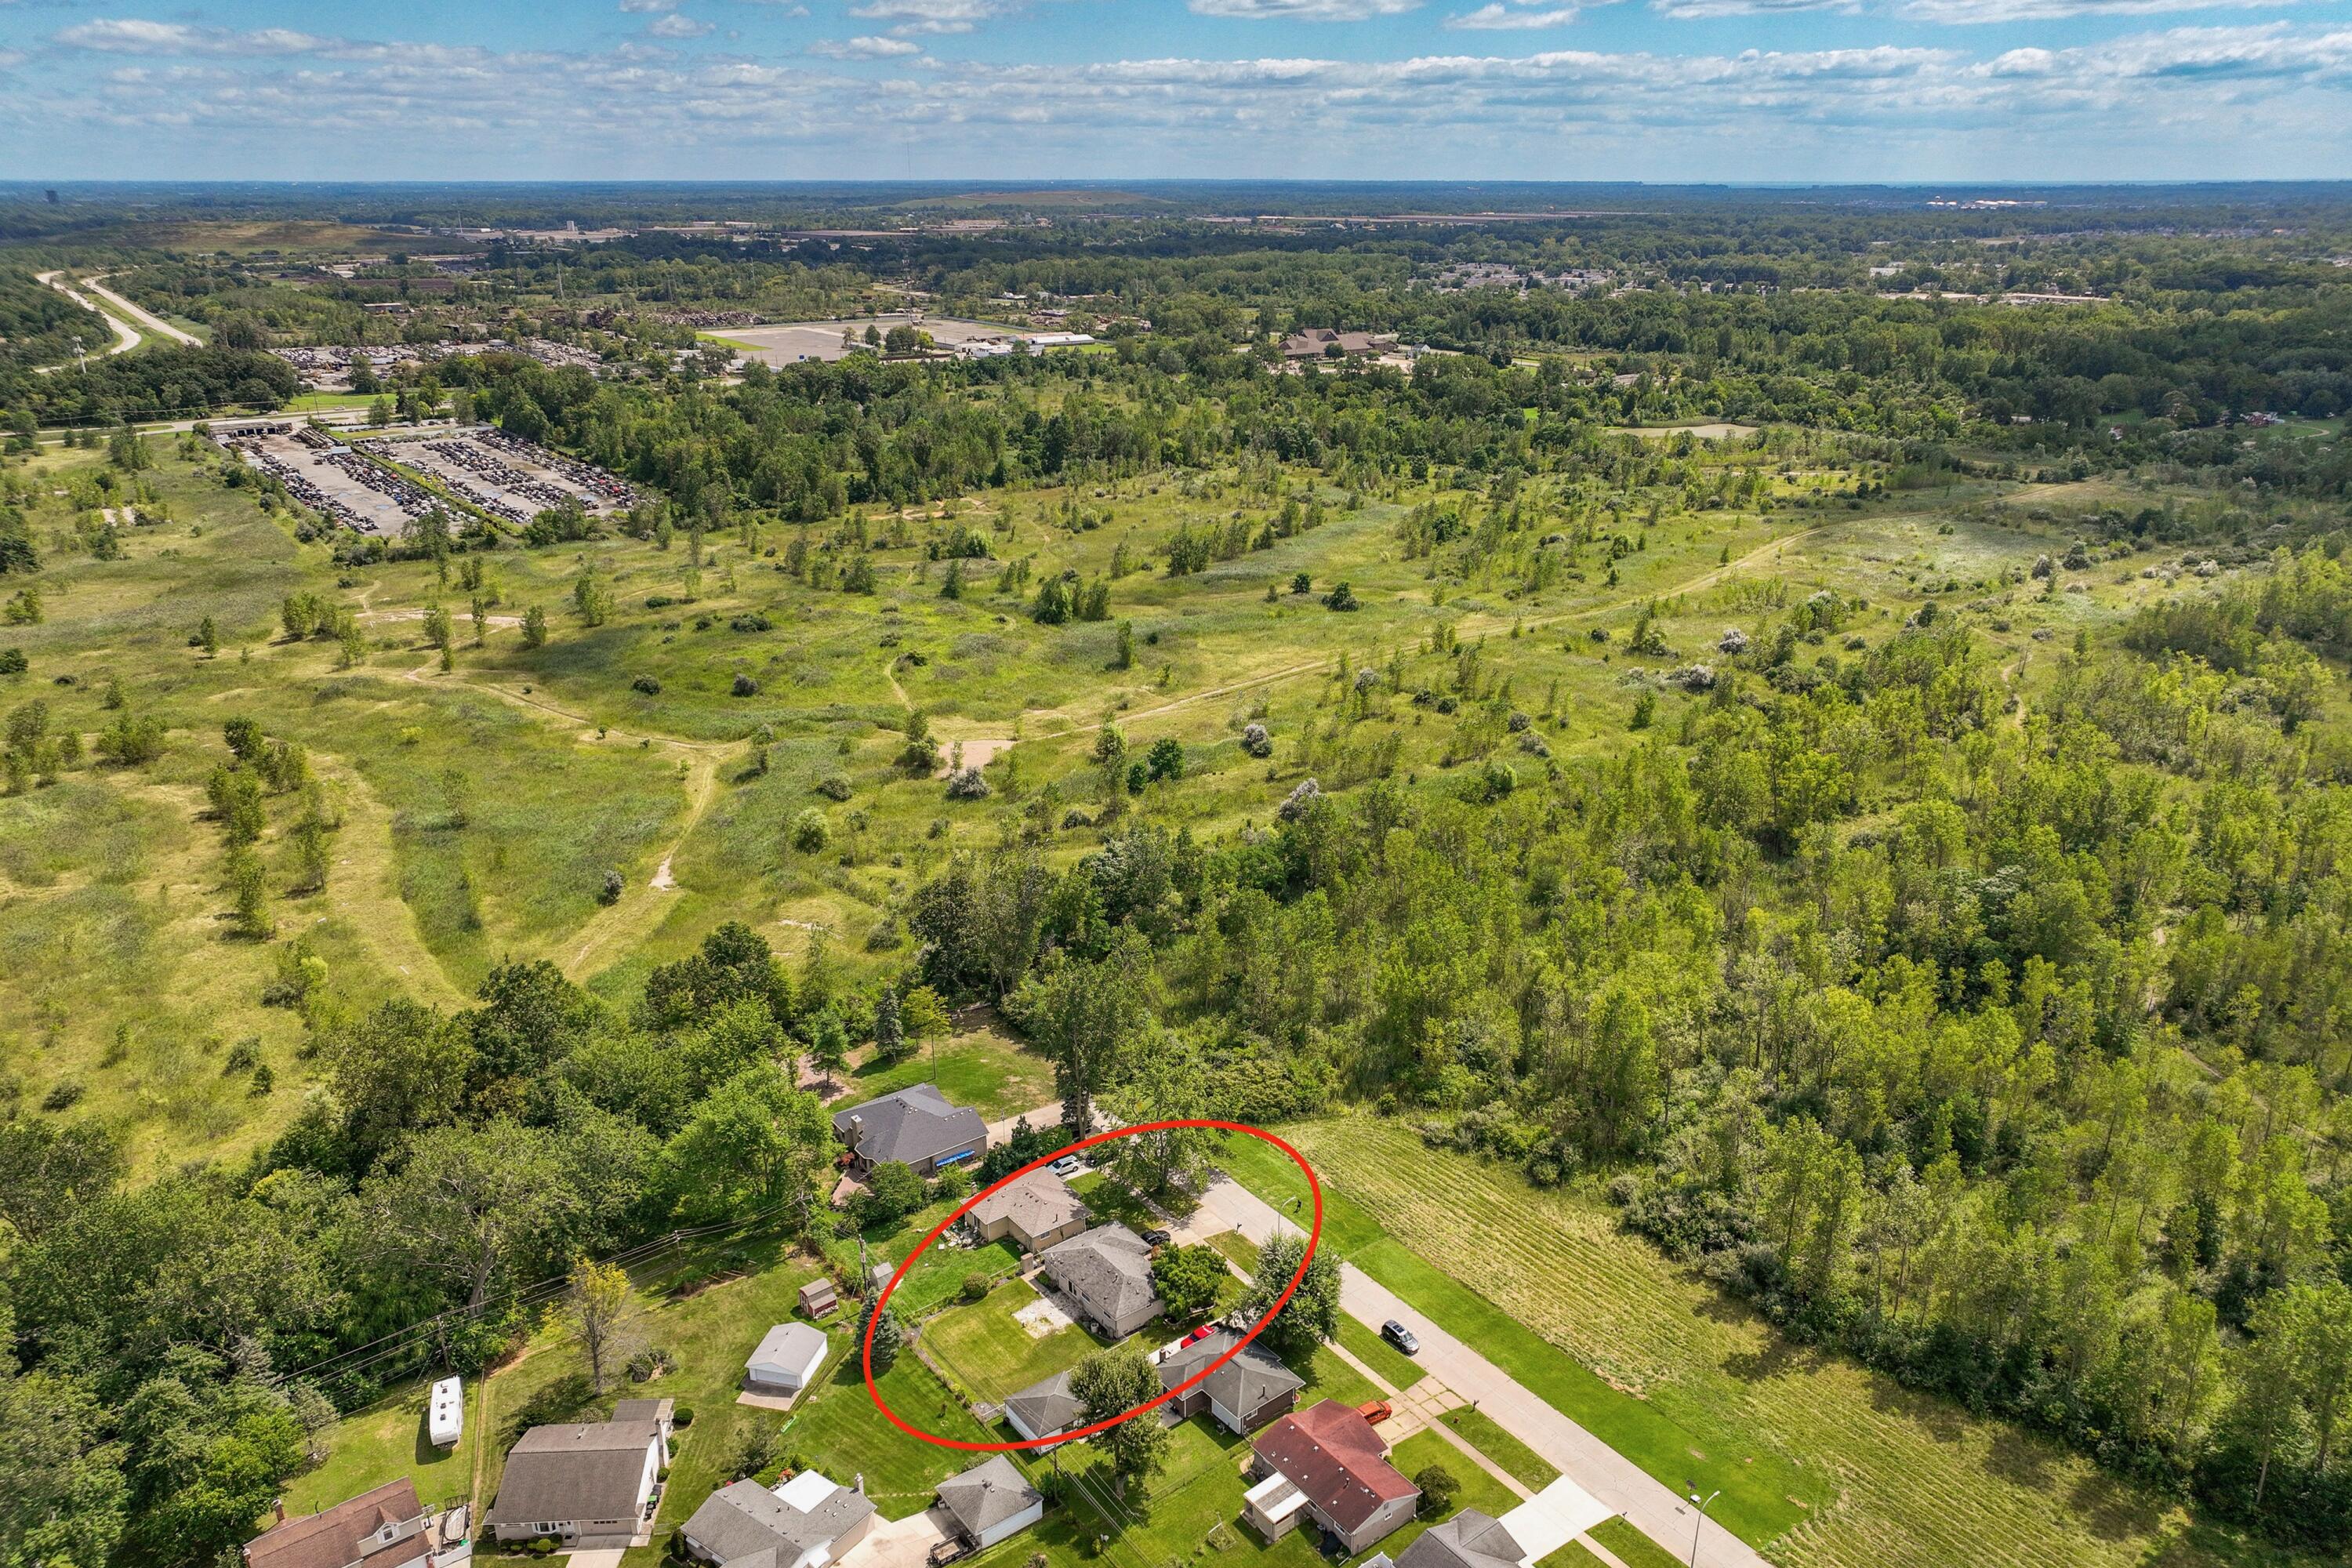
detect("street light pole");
top-left (1686, 1490), bottom-right (1720, 1568)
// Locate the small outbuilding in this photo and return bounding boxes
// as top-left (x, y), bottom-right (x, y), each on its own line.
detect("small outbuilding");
top-left (798, 1279), bottom-right (840, 1319)
top-left (746, 1323), bottom-right (829, 1395)
top-left (935, 1455), bottom-right (1044, 1551)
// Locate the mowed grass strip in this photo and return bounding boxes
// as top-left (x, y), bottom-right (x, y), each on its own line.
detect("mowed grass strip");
top-left (1291, 1120), bottom-right (2256, 1568)
top-left (1440, 1406), bottom-right (1558, 1491)
top-left (1588, 1517), bottom-right (1690, 1568)
top-left (1336, 1315), bottom-right (1427, 1392)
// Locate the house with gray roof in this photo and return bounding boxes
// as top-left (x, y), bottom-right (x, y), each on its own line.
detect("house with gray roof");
top-left (1040, 1223), bottom-right (1163, 1339)
top-left (968, 1168), bottom-right (1090, 1254)
top-left (1158, 1327), bottom-right (1304, 1435)
top-left (1002, 1367), bottom-right (1087, 1443)
top-left (1396, 1512), bottom-right (1528, 1568)
top-left (485, 1416), bottom-right (667, 1548)
top-left (832, 1084), bottom-right (987, 1177)
top-left (680, 1472), bottom-right (876, 1568)
top-left (936, 1456), bottom-right (1044, 1551)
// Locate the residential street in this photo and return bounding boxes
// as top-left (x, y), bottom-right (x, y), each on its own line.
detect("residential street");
top-left (1183, 1172), bottom-right (1772, 1568)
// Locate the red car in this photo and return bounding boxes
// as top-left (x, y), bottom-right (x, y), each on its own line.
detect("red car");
top-left (1184, 1325), bottom-right (1216, 1345)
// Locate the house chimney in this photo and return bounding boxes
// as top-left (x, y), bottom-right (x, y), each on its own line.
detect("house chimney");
top-left (845, 1115), bottom-right (863, 1155)
top-left (274, 1499), bottom-right (287, 1525)
top-left (855, 1474), bottom-right (866, 1496)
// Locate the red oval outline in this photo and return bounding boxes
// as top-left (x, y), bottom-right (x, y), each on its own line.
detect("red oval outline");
top-left (861, 1119), bottom-right (1323, 1452)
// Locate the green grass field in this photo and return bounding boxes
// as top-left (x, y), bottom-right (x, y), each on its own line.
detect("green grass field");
top-left (924, 1276), bottom-right (1107, 1400)
top-left (838, 1020), bottom-right (1057, 1120)
top-left (3, 434), bottom-right (2139, 1177)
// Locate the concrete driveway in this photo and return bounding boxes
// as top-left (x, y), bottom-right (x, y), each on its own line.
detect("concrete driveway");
top-left (837, 1505), bottom-right (956, 1568)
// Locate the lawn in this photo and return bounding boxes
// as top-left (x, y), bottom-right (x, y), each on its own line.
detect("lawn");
top-left (779, 1346), bottom-right (999, 1519)
top-left (281, 1380), bottom-right (475, 1515)
top-left (1287, 1120), bottom-right (2247, 1568)
top-left (1367, 1429), bottom-right (1524, 1567)
top-left (1439, 1407), bottom-right (1557, 1491)
top-left (840, 1021), bottom-right (1057, 1122)
top-left (1336, 1316), bottom-right (1426, 1392)
top-left (924, 1276), bottom-right (1107, 1402)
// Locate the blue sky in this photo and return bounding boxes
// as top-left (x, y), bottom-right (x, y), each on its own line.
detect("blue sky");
top-left (0, 0), bottom-right (2347, 181)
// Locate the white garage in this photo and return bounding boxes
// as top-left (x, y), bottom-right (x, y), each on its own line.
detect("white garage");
top-left (746, 1323), bottom-right (829, 1394)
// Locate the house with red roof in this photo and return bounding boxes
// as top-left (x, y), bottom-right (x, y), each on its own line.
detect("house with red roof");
top-left (1245, 1399), bottom-right (1420, 1555)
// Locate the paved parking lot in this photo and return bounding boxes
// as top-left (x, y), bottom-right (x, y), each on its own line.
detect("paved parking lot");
top-left (719, 314), bottom-right (1031, 365)
top-left (358, 427), bottom-right (636, 525)
top-left (220, 427), bottom-right (430, 534)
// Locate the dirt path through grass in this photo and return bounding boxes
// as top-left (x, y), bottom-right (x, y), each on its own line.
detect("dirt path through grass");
top-left (563, 748), bottom-right (722, 979)
top-left (314, 754), bottom-right (470, 1007)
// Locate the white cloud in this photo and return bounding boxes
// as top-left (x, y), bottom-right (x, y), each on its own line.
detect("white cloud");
top-left (1446, 2), bottom-right (1586, 25)
top-left (14, 20), bottom-right (2352, 178)
top-left (809, 34), bottom-right (926, 54)
top-left (53, 19), bottom-right (337, 54)
top-left (1649, 0), bottom-right (1860, 16)
top-left (1189, 0), bottom-right (1423, 16)
top-left (619, 0), bottom-right (679, 10)
top-left (846, 0), bottom-right (1019, 30)
top-left (1904, 0), bottom-right (2305, 20)
top-left (645, 11), bottom-right (715, 34)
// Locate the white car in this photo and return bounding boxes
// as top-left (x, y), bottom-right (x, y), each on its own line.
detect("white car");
top-left (1049, 1155), bottom-right (1086, 1178)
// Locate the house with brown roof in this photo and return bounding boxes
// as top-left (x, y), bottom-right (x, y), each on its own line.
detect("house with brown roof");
top-left (484, 1414), bottom-right (668, 1548)
top-left (1158, 1327), bottom-right (1304, 1435)
top-left (1247, 1399), bottom-right (1419, 1555)
top-left (968, 1168), bottom-right (1090, 1254)
top-left (244, 1480), bottom-right (434, 1568)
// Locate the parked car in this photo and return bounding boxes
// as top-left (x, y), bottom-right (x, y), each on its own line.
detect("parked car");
top-left (1050, 1155), bottom-right (1086, 1178)
top-left (1381, 1319), bottom-right (1420, 1355)
top-left (1357, 1399), bottom-right (1393, 1425)
top-left (1184, 1324), bottom-right (1216, 1345)
top-left (1142, 1227), bottom-right (1173, 1247)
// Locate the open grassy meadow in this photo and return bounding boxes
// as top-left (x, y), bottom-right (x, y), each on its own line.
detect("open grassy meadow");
top-left (2, 426), bottom-right (2181, 1175)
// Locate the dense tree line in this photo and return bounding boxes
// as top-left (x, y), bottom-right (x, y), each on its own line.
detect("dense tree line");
top-left (886, 541), bottom-right (2352, 1552)
top-left (0, 923), bottom-right (949, 1568)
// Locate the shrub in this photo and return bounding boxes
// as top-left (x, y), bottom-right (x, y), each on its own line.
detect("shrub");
top-left (673, 1406), bottom-right (695, 1428)
top-left (1276, 778), bottom-right (1321, 822)
top-left (1145, 736), bottom-right (1185, 782)
top-left (731, 673), bottom-right (760, 697)
top-left (41, 1079), bottom-right (84, 1112)
top-left (1322, 580), bottom-right (1359, 612)
top-left (960, 1272), bottom-right (991, 1303)
top-left (731, 612), bottom-right (773, 633)
top-left (789, 808), bottom-right (830, 852)
top-left (1240, 722), bottom-right (1272, 757)
top-left (631, 674), bottom-right (662, 695)
top-left (0, 648), bottom-right (24, 675)
top-left (599, 869), bottom-right (625, 905)
top-left (815, 775), bottom-right (854, 801)
top-left (945, 767), bottom-right (990, 800)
